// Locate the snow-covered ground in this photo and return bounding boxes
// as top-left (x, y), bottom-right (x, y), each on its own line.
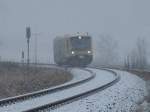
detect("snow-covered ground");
top-left (0, 67), bottom-right (92, 103)
top-left (137, 80), bottom-right (150, 112)
top-left (48, 69), bottom-right (146, 112)
top-left (0, 68), bottom-right (115, 112)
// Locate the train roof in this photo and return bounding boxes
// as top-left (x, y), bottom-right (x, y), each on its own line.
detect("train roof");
top-left (55, 32), bottom-right (90, 39)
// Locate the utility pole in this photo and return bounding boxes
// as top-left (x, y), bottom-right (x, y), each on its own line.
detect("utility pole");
top-left (33, 33), bottom-right (41, 65)
top-left (26, 27), bottom-right (31, 67)
top-left (35, 35), bottom-right (37, 65)
top-left (21, 51), bottom-right (24, 66)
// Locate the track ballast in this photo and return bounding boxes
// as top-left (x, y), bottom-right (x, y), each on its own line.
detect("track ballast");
top-left (0, 66), bottom-right (120, 112)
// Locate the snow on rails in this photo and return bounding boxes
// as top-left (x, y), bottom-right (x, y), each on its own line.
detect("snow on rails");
top-left (0, 67), bottom-right (119, 112)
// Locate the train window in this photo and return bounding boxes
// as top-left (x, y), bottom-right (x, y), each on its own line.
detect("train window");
top-left (70, 36), bottom-right (91, 49)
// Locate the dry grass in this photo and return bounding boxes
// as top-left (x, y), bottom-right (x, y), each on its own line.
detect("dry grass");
top-left (129, 70), bottom-right (150, 81)
top-left (0, 62), bottom-right (72, 99)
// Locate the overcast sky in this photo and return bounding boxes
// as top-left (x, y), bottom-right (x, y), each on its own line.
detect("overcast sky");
top-left (0, 0), bottom-right (150, 63)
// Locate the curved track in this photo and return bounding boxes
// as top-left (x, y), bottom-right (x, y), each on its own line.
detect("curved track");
top-left (0, 66), bottom-right (120, 112)
top-left (0, 67), bottom-right (94, 106)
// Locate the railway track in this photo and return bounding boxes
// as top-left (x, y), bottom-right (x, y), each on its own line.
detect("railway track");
top-left (0, 66), bottom-right (120, 112)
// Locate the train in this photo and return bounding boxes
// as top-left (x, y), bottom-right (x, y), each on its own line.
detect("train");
top-left (53, 33), bottom-right (93, 67)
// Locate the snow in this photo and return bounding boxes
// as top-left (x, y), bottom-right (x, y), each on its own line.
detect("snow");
top-left (48, 69), bottom-right (146, 112)
top-left (69, 68), bottom-right (92, 81)
top-left (137, 80), bottom-right (150, 112)
top-left (137, 101), bottom-right (150, 112)
top-left (0, 67), bottom-right (92, 103)
top-left (0, 68), bottom-right (115, 112)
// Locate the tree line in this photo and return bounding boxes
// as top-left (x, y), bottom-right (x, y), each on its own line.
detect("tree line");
top-left (92, 34), bottom-right (148, 70)
top-left (124, 38), bottom-right (147, 70)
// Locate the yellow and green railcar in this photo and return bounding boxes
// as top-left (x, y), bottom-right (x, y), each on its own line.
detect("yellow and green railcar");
top-left (53, 34), bottom-right (93, 67)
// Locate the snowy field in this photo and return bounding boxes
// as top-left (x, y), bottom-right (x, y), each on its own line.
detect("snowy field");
top-left (49, 69), bottom-right (146, 112)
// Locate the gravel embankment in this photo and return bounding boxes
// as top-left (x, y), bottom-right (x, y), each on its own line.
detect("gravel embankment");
top-left (49, 70), bottom-right (146, 112)
top-left (129, 70), bottom-right (150, 112)
top-left (0, 62), bottom-right (72, 99)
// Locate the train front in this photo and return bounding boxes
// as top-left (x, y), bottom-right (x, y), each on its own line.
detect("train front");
top-left (68, 35), bottom-right (93, 66)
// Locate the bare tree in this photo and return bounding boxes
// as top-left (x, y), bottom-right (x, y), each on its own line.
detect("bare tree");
top-left (0, 40), bottom-right (2, 62)
top-left (136, 38), bottom-right (147, 69)
top-left (125, 37), bottom-right (147, 69)
top-left (93, 34), bottom-right (119, 67)
top-left (124, 55), bottom-right (130, 70)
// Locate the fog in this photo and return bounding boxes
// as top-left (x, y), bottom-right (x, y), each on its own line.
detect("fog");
top-left (0, 0), bottom-right (150, 64)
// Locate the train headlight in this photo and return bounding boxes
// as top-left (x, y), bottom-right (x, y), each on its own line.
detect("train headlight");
top-left (71, 51), bottom-right (75, 54)
top-left (88, 51), bottom-right (91, 54)
top-left (78, 36), bottom-right (82, 39)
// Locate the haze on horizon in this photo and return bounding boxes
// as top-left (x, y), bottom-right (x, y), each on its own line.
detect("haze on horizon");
top-left (0, 0), bottom-right (150, 64)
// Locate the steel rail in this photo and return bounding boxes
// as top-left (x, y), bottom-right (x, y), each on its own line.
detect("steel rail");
top-left (24, 68), bottom-right (120, 112)
top-left (0, 67), bottom-right (95, 107)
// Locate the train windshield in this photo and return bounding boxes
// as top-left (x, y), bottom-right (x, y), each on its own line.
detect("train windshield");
top-left (70, 36), bottom-right (91, 49)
